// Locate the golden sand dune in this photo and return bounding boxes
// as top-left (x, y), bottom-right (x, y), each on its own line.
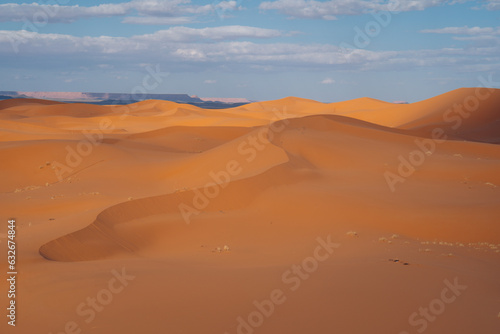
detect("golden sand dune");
top-left (345, 88), bottom-right (500, 142)
top-left (1, 89), bottom-right (500, 334)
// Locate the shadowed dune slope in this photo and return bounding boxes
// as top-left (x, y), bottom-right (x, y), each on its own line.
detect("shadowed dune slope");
top-left (344, 88), bottom-right (500, 142)
top-left (0, 98), bottom-right (64, 111)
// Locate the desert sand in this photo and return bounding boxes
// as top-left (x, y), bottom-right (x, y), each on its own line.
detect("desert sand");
top-left (1, 88), bottom-right (499, 334)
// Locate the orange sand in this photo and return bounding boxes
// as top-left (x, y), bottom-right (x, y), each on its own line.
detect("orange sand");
top-left (1, 88), bottom-right (499, 334)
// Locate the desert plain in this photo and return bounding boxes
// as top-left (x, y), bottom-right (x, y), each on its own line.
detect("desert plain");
top-left (1, 87), bottom-right (499, 334)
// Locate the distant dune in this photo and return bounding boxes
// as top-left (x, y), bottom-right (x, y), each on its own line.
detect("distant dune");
top-left (1, 88), bottom-right (499, 334)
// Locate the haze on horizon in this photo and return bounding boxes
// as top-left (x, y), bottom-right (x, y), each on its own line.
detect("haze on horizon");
top-left (0, 0), bottom-right (499, 103)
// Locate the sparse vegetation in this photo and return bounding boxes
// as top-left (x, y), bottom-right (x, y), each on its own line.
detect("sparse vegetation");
top-left (346, 231), bottom-right (358, 238)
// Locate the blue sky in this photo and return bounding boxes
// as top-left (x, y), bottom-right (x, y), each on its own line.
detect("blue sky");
top-left (0, 0), bottom-right (499, 102)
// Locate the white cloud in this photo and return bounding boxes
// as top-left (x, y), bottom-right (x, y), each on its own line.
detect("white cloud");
top-left (216, 0), bottom-right (243, 11)
top-left (204, 79), bottom-right (216, 84)
top-left (477, 0), bottom-right (500, 10)
top-left (0, 26), bottom-right (284, 59)
top-left (0, 3), bottom-right (128, 23)
top-left (259, 0), bottom-right (373, 20)
top-left (122, 16), bottom-right (194, 25)
top-left (453, 35), bottom-right (500, 41)
top-left (137, 26), bottom-right (283, 42)
top-left (0, 28), bottom-right (498, 74)
top-left (488, 1), bottom-right (500, 10)
top-left (127, 0), bottom-right (213, 16)
top-left (421, 26), bottom-right (500, 35)
top-left (14, 74), bottom-right (36, 80)
top-left (385, 0), bottom-right (469, 12)
top-left (321, 78), bottom-right (335, 84)
top-left (0, 0), bottom-right (243, 24)
top-left (421, 26), bottom-right (500, 45)
top-left (259, 0), bottom-right (467, 20)
top-left (0, 0), bottom-right (467, 25)
top-left (0, 25), bottom-right (283, 54)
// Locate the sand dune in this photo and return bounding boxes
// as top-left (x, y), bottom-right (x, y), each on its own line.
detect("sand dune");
top-left (1, 89), bottom-right (499, 334)
top-left (343, 88), bottom-right (500, 141)
top-left (0, 98), bottom-right (63, 111)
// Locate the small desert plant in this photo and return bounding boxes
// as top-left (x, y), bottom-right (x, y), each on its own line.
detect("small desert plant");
top-left (378, 237), bottom-right (391, 244)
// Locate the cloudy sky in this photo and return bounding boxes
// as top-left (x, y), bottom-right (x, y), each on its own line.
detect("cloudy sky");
top-left (0, 0), bottom-right (499, 102)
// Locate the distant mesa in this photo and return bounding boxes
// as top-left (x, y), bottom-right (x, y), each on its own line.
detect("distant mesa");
top-left (393, 101), bottom-right (409, 104)
top-left (0, 91), bottom-right (202, 103)
top-left (200, 97), bottom-right (252, 103)
top-left (0, 91), bottom-right (252, 108)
